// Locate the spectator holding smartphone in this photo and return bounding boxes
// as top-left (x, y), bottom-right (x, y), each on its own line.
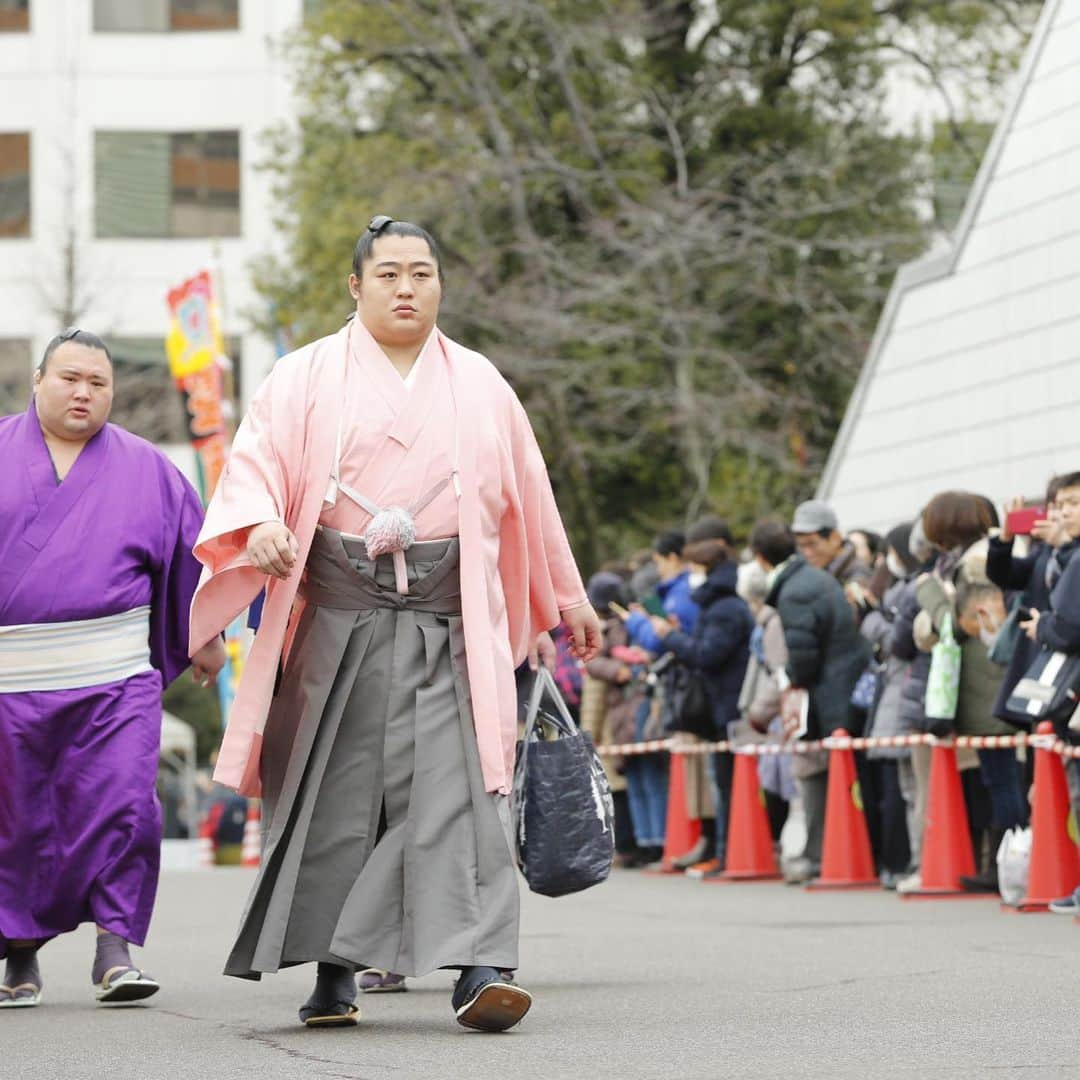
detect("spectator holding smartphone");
top-left (986, 478), bottom-right (1070, 728)
top-left (1018, 472), bottom-right (1080, 914)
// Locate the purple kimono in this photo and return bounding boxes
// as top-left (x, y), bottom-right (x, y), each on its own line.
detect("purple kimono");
top-left (0, 403), bottom-right (204, 950)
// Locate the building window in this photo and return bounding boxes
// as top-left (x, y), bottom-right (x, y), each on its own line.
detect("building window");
top-left (0, 1), bottom-right (29, 33)
top-left (109, 336), bottom-right (242, 443)
top-left (93, 0), bottom-right (238, 32)
top-left (95, 131), bottom-right (241, 238)
top-left (0, 133), bottom-right (31, 236)
top-left (0, 338), bottom-right (32, 416)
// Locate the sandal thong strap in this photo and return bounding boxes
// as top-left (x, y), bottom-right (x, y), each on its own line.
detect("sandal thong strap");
top-left (0, 982), bottom-right (43, 1007)
top-left (101, 966), bottom-right (152, 989)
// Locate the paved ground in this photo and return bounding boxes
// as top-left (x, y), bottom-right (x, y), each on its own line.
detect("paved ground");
top-left (4, 867), bottom-right (1078, 1080)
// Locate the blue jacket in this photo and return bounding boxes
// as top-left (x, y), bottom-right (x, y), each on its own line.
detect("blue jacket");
top-left (662, 561), bottom-right (754, 735)
top-left (625, 571), bottom-right (699, 652)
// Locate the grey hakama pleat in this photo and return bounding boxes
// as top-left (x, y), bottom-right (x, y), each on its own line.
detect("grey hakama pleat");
top-left (224, 529), bottom-right (519, 980)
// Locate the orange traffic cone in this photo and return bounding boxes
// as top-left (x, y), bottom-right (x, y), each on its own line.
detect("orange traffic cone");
top-left (1017, 723), bottom-right (1080, 912)
top-left (658, 751), bottom-right (701, 873)
top-left (806, 730), bottom-right (878, 890)
top-left (241, 800), bottom-right (262, 868)
top-left (902, 743), bottom-right (979, 899)
top-left (197, 812), bottom-right (216, 869)
top-left (711, 752), bottom-right (781, 881)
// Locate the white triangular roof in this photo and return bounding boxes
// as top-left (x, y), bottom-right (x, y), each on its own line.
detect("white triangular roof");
top-left (819, 0), bottom-right (1080, 532)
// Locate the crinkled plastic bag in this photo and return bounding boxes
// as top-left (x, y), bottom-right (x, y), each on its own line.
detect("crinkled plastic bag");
top-left (512, 667), bottom-right (615, 897)
top-left (996, 826), bottom-right (1032, 907)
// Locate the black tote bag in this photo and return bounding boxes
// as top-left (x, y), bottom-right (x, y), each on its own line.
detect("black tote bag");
top-left (1006, 647), bottom-right (1080, 723)
top-left (511, 666), bottom-right (615, 897)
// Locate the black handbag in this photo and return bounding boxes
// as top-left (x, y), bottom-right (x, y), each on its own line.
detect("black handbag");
top-left (1006, 648), bottom-right (1080, 722)
top-left (511, 667), bottom-right (615, 897)
top-left (667, 664), bottom-right (714, 738)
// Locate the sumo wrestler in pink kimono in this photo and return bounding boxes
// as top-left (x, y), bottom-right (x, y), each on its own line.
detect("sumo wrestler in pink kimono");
top-left (189, 216), bottom-right (600, 1032)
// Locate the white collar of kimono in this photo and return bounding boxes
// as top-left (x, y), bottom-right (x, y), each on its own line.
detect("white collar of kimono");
top-left (401, 345), bottom-right (424, 390)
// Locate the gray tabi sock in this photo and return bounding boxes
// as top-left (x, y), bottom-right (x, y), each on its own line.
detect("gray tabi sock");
top-left (92, 932), bottom-right (133, 985)
top-left (4, 945), bottom-right (41, 990)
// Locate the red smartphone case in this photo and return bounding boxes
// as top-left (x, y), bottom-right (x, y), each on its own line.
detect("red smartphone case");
top-left (1005, 507), bottom-right (1043, 535)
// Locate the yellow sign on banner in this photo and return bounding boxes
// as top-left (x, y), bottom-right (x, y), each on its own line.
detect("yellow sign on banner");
top-left (166, 270), bottom-right (224, 379)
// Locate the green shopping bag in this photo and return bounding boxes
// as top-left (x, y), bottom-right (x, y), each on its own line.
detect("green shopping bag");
top-left (925, 612), bottom-right (961, 724)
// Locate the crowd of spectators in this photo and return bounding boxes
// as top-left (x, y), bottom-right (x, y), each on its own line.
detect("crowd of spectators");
top-left (564, 481), bottom-right (1080, 912)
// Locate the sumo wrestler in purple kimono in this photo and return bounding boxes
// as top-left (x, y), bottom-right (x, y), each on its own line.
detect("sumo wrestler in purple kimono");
top-left (0, 330), bottom-right (225, 1009)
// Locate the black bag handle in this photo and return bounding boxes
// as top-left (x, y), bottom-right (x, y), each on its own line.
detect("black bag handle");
top-left (516, 667), bottom-right (576, 781)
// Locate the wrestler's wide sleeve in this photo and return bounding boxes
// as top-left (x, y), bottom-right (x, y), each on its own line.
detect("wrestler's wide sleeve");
top-left (150, 463), bottom-right (207, 683)
top-left (505, 389), bottom-right (589, 635)
top-left (188, 361), bottom-right (300, 652)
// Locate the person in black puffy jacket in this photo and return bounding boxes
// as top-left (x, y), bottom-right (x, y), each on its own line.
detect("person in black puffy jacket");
top-left (749, 520), bottom-right (871, 882)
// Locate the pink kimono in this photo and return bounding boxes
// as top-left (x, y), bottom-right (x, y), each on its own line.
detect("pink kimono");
top-left (189, 321), bottom-right (587, 796)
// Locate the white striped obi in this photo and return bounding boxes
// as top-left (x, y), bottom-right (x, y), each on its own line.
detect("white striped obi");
top-left (0, 605), bottom-right (153, 693)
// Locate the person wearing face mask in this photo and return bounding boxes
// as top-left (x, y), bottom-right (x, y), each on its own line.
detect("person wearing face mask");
top-left (646, 517), bottom-right (754, 877)
top-left (916, 493), bottom-right (1021, 894)
top-left (950, 577), bottom-right (1027, 893)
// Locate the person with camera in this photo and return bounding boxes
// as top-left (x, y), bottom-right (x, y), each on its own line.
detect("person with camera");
top-left (985, 478), bottom-right (1071, 727)
top-left (1017, 472), bottom-right (1080, 914)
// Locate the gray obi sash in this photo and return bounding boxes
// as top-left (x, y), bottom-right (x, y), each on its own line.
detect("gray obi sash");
top-left (298, 527), bottom-right (462, 616)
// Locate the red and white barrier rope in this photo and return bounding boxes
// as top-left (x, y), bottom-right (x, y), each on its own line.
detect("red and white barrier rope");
top-left (595, 731), bottom-right (1080, 760)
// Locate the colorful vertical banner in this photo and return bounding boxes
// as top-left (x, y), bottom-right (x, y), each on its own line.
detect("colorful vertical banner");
top-left (165, 270), bottom-right (230, 500)
top-left (166, 270), bottom-right (242, 722)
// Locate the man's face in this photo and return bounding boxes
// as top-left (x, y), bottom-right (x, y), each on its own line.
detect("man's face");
top-left (961, 588), bottom-right (1006, 640)
top-left (794, 529), bottom-right (842, 569)
top-left (651, 551), bottom-right (683, 582)
top-left (349, 234), bottom-right (442, 350)
top-left (33, 342), bottom-right (113, 442)
top-left (1056, 486), bottom-right (1080, 540)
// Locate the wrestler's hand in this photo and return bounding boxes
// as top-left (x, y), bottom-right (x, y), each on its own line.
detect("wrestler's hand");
top-left (191, 636), bottom-right (227, 688)
top-left (562, 602), bottom-right (602, 663)
top-left (247, 521), bottom-right (299, 579)
top-left (527, 631), bottom-right (557, 672)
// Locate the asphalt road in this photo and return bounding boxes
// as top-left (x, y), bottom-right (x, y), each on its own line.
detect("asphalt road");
top-left (5, 867), bottom-right (1078, 1080)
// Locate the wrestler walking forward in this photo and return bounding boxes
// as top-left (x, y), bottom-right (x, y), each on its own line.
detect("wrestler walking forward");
top-left (0, 329), bottom-right (225, 1008)
top-left (189, 217), bottom-right (601, 1031)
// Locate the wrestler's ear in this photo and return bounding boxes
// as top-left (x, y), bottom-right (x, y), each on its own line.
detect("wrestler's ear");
top-left (347, 272), bottom-right (363, 301)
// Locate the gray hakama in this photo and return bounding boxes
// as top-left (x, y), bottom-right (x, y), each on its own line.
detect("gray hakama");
top-left (224, 528), bottom-right (519, 980)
